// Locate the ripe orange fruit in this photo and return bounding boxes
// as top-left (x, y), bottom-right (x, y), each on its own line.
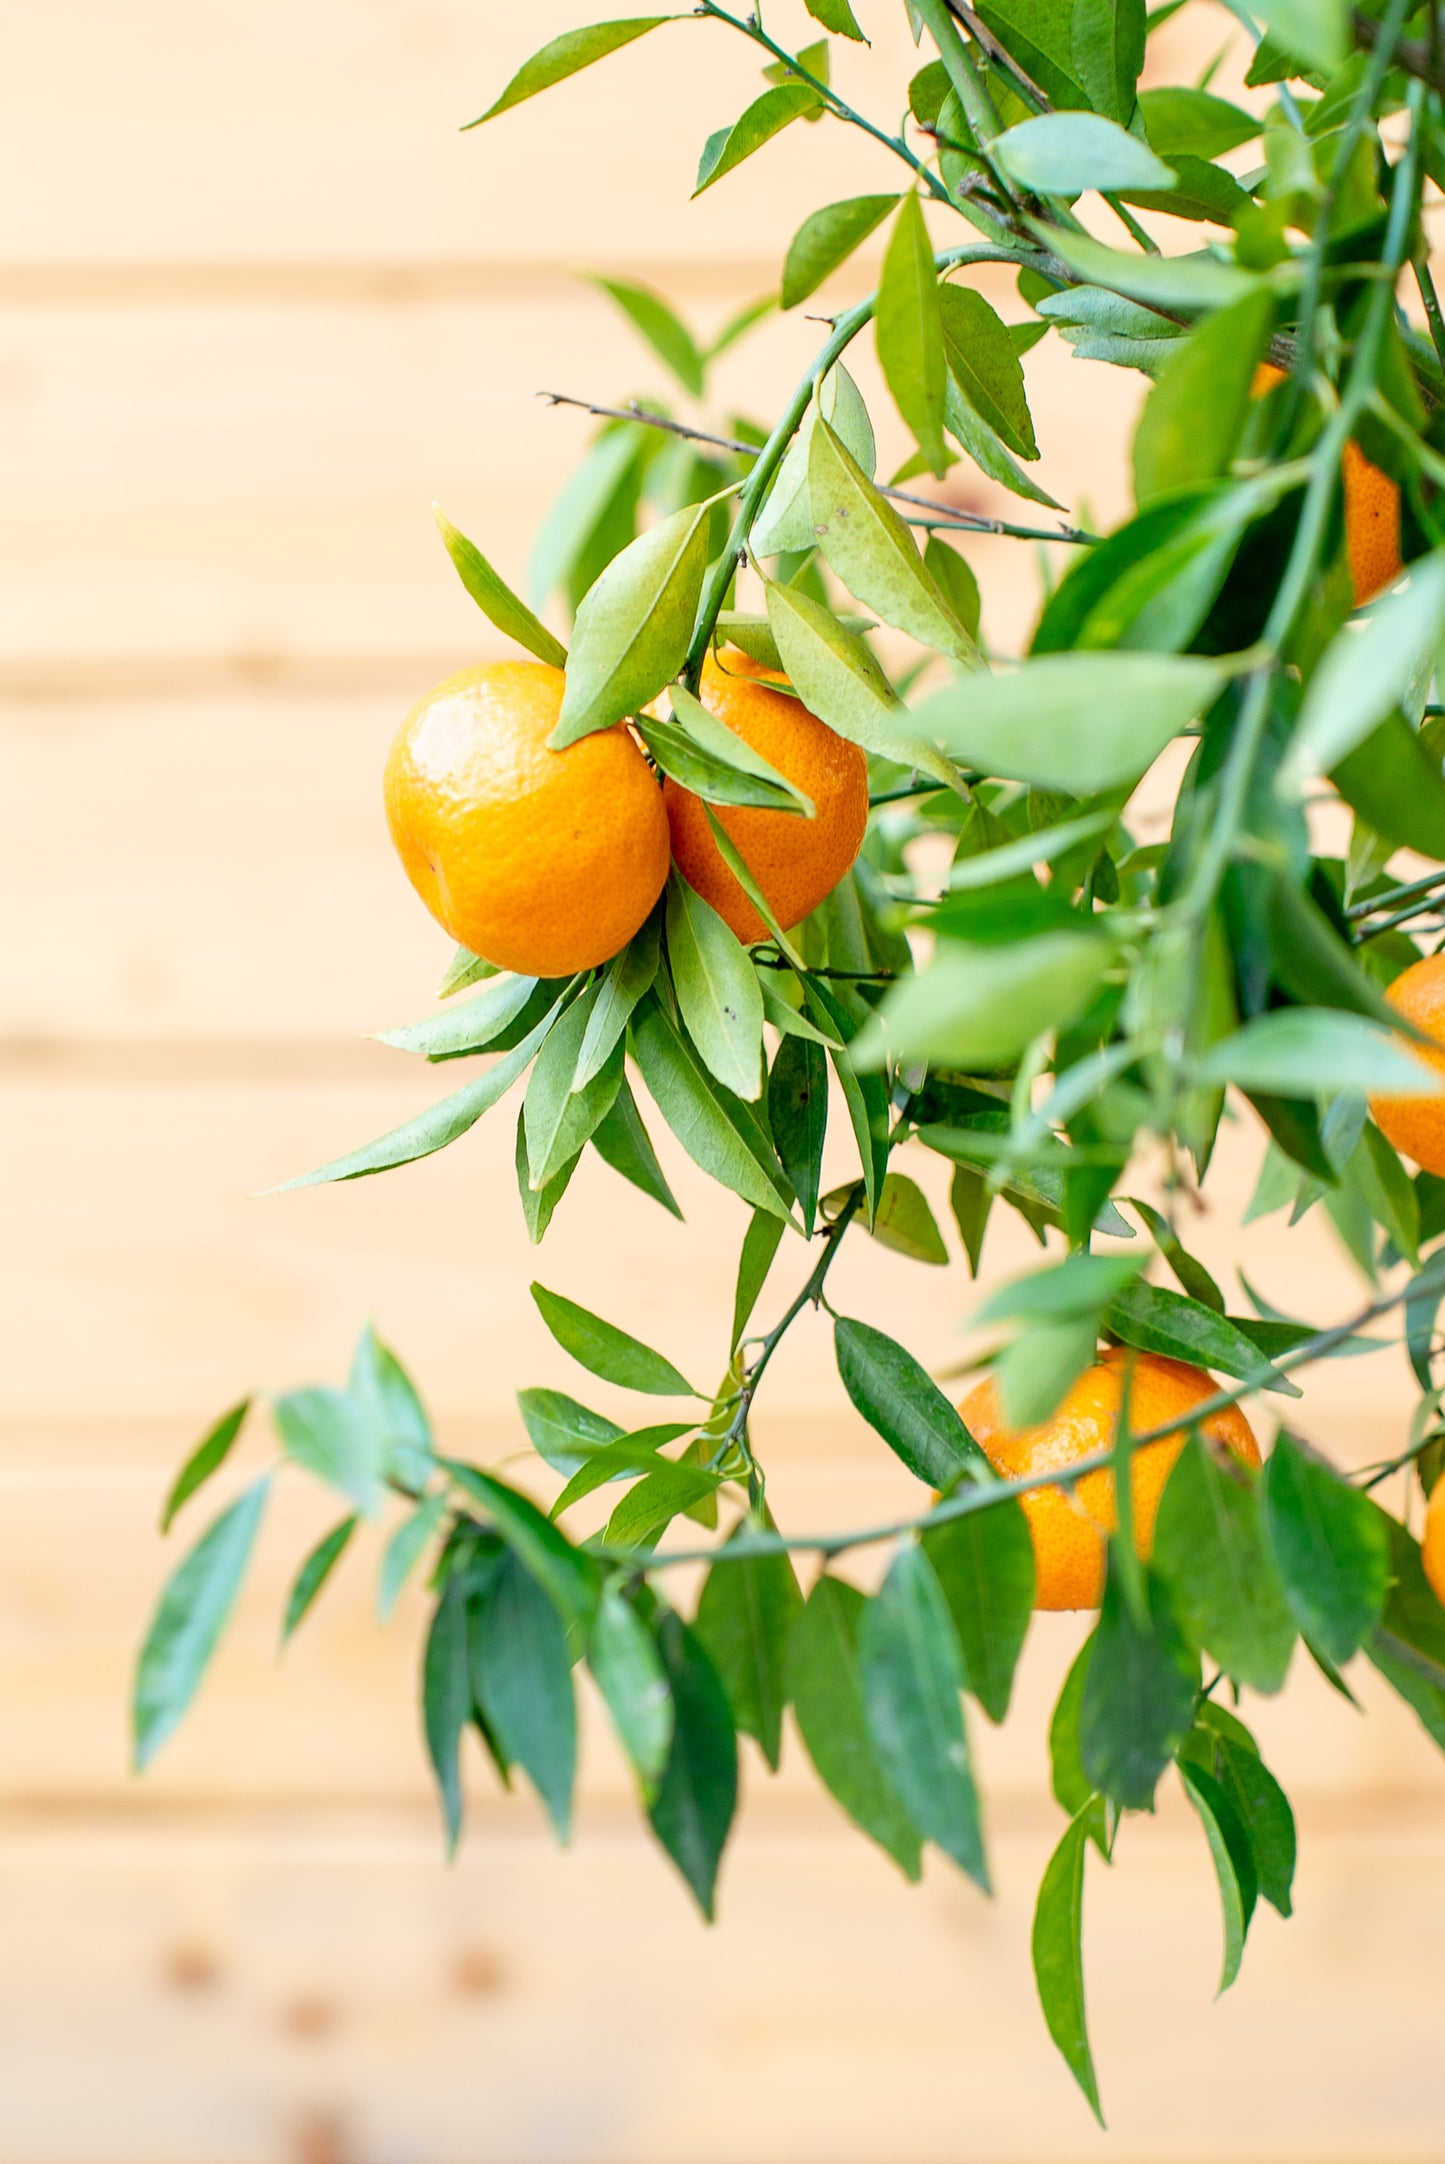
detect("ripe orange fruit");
top-left (1368, 953), bottom-right (1445, 1175)
top-left (959, 1348), bottom-right (1261, 1610)
top-left (1424, 1474), bottom-right (1445, 1608)
top-left (663, 648), bottom-right (869, 944)
top-left (384, 660), bottom-right (669, 978)
top-left (1253, 362), bottom-right (1402, 603)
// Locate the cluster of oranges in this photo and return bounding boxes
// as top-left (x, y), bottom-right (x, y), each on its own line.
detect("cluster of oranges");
top-left (383, 647), bottom-right (869, 980)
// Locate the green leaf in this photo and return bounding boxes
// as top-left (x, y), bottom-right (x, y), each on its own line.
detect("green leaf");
top-left (867, 1172), bottom-right (949, 1264)
top-left (834, 1315), bottom-right (991, 1487)
top-left (275, 999), bottom-right (563, 1188)
top-left (1365, 1510), bottom-right (1445, 1750)
top-left (591, 1074), bottom-right (685, 1218)
top-left (523, 987), bottom-right (625, 1190)
top-left (377, 1495), bottom-right (445, 1623)
top-left (923, 536), bottom-right (981, 640)
top-left (945, 379), bottom-right (1065, 509)
top-left (1279, 556), bottom-right (1445, 794)
top-left (1079, 1562), bottom-right (1199, 1812)
top-left (470, 1547), bottom-right (577, 1841)
top-left (788, 1575), bottom-right (923, 1877)
top-left (1133, 288), bottom-right (1275, 505)
top-left (666, 876), bottom-right (767, 1101)
top-left (695, 1528), bottom-right (803, 1768)
top-left (767, 1034), bottom-right (828, 1236)
top-left (923, 1492), bottom-right (1035, 1722)
top-left (1179, 1761), bottom-right (1255, 1994)
top-left (807, 419), bottom-right (978, 664)
top-left (161, 1399), bottom-right (250, 1534)
top-left (1263, 1432), bottom-right (1390, 1665)
top-left (1032, 1802), bottom-right (1106, 2126)
top-left (641, 685), bottom-right (813, 814)
top-left (1028, 220), bottom-right (1259, 309)
top-left (423, 1572), bottom-right (472, 1854)
top-left (938, 282), bottom-right (1038, 462)
top-left (854, 932), bottom-right (1112, 1072)
top-left (732, 1207), bottom-right (786, 1348)
top-left (531, 1281), bottom-right (698, 1397)
top-left (762, 578), bottom-right (964, 789)
top-left (996, 110), bottom-right (1174, 194)
top-left (554, 500), bottom-right (711, 746)
top-left (529, 426), bottom-right (644, 611)
top-left (1104, 1280), bottom-right (1296, 1395)
top-left (589, 276), bottom-right (704, 396)
top-left (948, 808), bottom-right (1117, 891)
top-left (782, 194), bottom-right (900, 309)
top-left (590, 1581), bottom-right (674, 1797)
top-left (860, 1545), bottom-right (987, 1886)
top-left (1153, 1435), bottom-right (1296, 1692)
top-left (753, 365), bottom-right (878, 559)
top-left (805, 0), bottom-right (865, 34)
top-left (549, 1428), bottom-right (696, 1519)
top-left (1049, 1637), bottom-right (1105, 1830)
top-left (695, 81), bottom-right (820, 195)
top-left (432, 509), bottom-right (567, 665)
top-left (467, 18), bottom-right (678, 125)
top-left (1198, 1009), bottom-right (1441, 1098)
top-left (1184, 1702), bottom-right (1297, 1916)
top-left (348, 1324), bottom-right (435, 1492)
top-left (631, 995), bottom-right (795, 1221)
top-left (133, 1477), bottom-right (271, 1770)
top-left (875, 192), bottom-right (947, 476)
top-left (438, 945), bottom-right (497, 998)
top-left (517, 1387), bottom-right (623, 1477)
top-left (603, 1461), bottom-right (723, 1548)
top-left (1255, 0), bottom-right (1346, 70)
top-left (445, 1463), bottom-right (601, 1632)
top-left (281, 1514), bottom-right (358, 1643)
top-left (576, 923), bottom-right (660, 1091)
top-left (273, 1387), bottom-right (385, 1515)
top-left (378, 972), bottom-right (549, 1061)
top-left (647, 1612), bottom-right (739, 1917)
top-left (1138, 86), bottom-right (1260, 158)
top-left (915, 651), bottom-right (1231, 793)
top-left (1331, 712), bottom-right (1445, 860)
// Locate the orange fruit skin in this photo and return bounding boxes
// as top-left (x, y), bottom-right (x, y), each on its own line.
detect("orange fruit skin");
top-left (1254, 363), bottom-right (1402, 604)
top-left (1424, 1477), bottom-right (1445, 1609)
top-left (384, 660), bottom-right (669, 978)
top-left (1368, 954), bottom-right (1445, 1176)
top-left (959, 1348), bottom-right (1261, 1611)
top-left (663, 649), bottom-right (869, 944)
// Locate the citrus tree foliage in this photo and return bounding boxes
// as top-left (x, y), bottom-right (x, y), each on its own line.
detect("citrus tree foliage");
top-left (137, 0), bottom-right (1445, 2118)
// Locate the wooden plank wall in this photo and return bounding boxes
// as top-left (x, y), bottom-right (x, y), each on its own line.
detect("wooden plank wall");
top-left (4, 4), bottom-right (1444, 2159)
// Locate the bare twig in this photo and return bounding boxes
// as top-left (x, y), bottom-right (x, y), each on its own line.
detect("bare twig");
top-left (942, 0), bottom-right (1054, 110)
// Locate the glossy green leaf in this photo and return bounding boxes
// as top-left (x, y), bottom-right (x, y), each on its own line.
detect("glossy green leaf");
top-left (422, 1572), bottom-right (472, 1854)
top-left (603, 1461), bottom-right (723, 1548)
top-left (590, 1581), bottom-right (674, 1796)
top-left (666, 876), bottom-right (767, 1101)
top-left (1032, 1801), bottom-right (1106, 2126)
top-left (923, 536), bottom-right (981, 640)
top-left (630, 995), bottom-right (794, 1221)
top-left (1279, 556), bottom-right (1445, 794)
top-left (865, 1173), bottom-right (949, 1264)
top-left (782, 194), bottom-right (900, 309)
top-left (767, 1034), bottom-right (828, 1236)
top-left (1255, 0), bottom-right (1346, 69)
top-left (1331, 712), bottom-right (1445, 860)
top-left (854, 932), bottom-right (1112, 1072)
top-left (1153, 1434), bottom-right (1296, 1692)
top-left (1183, 1702), bottom-right (1297, 1917)
top-left (517, 1387), bottom-right (623, 1477)
top-left (647, 1612), bottom-right (738, 1917)
top-left (695, 1528), bottom-right (803, 1768)
top-left (1138, 86), bottom-right (1260, 157)
top-left (273, 1387), bottom-right (385, 1515)
top-left (575, 922), bottom-right (660, 1091)
top-left (161, 1399), bottom-right (250, 1534)
top-left (732, 1207), bottom-right (786, 1349)
top-left (470, 1547), bottom-right (578, 1840)
top-left (944, 378), bottom-right (1064, 509)
top-left (467, 17), bottom-right (678, 125)
top-left (1104, 1281), bottom-right (1295, 1394)
top-left (860, 1545), bottom-right (987, 1886)
top-left (923, 1492), bottom-right (1035, 1722)
top-left (589, 276), bottom-right (704, 396)
top-left (752, 364), bottom-right (877, 557)
top-left (807, 419), bottom-right (978, 664)
top-left (1179, 1760), bottom-right (1255, 1993)
top-left (916, 651), bottom-right (1231, 793)
top-left (438, 945), bottom-right (497, 998)
top-left (445, 1463), bottom-right (601, 1631)
top-left (1365, 1511), bottom-right (1445, 1750)
top-left (1263, 1432), bottom-right (1390, 1665)
top-left (554, 499), bottom-right (711, 746)
top-left (695, 81), bottom-right (820, 196)
top-left (1133, 288), bottom-right (1275, 504)
top-left (522, 987), bottom-right (622, 1189)
top-left (432, 509), bottom-right (567, 665)
top-left (281, 1514), bottom-right (358, 1644)
top-left (875, 192), bottom-right (947, 476)
top-left (762, 578), bottom-right (963, 790)
top-left (805, 0), bottom-right (865, 33)
top-left (640, 685), bottom-right (813, 813)
top-left (997, 110), bottom-right (1173, 194)
top-left (377, 1495), bottom-right (445, 1624)
top-left (133, 1477), bottom-right (271, 1770)
top-left (531, 1281), bottom-right (698, 1398)
top-left (591, 1074), bottom-right (685, 1218)
top-left (938, 282), bottom-right (1038, 461)
top-left (788, 1575), bottom-right (923, 1877)
top-left (1079, 1562), bottom-right (1199, 1811)
top-left (1198, 1010), bottom-right (1441, 1098)
top-left (834, 1316), bottom-right (990, 1487)
top-left (1028, 220), bottom-right (1258, 308)
top-left (377, 972), bottom-right (548, 1061)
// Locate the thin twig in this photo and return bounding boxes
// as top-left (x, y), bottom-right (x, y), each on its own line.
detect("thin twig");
top-left (538, 391), bottom-right (1098, 544)
top-left (942, 0), bottom-right (1053, 110)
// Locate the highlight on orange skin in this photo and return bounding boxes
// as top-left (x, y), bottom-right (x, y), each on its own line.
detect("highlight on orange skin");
top-left (1369, 953), bottom-right (1445, 1178)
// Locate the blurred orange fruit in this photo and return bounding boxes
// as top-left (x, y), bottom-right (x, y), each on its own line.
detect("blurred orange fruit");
top-left (1253, 361), bottom-right (1402, 603)
top-left (1369, 953), bottom-right (1445, 1176)
top-left (1424, 1472), bottom-right (1445, 1608)
top-left (663, 648), bottom-right (869, 944)
top-left (384, 660), bottom-right (669, 977)
top-left (959, 1347), bottom-right (1261, 1610)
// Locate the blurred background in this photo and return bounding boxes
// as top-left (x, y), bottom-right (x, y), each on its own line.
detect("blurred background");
top-left (3, 2), bottom-right (1444, 2158)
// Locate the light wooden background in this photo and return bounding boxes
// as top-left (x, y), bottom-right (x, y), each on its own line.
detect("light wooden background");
top-left (4, 4), bottom-right (1445, 2160)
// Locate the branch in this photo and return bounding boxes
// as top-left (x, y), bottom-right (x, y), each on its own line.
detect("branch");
top-left (1353, 5), bottom-right (1445, 90)
top-left (538, 390), bottom-right (1099, 546)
